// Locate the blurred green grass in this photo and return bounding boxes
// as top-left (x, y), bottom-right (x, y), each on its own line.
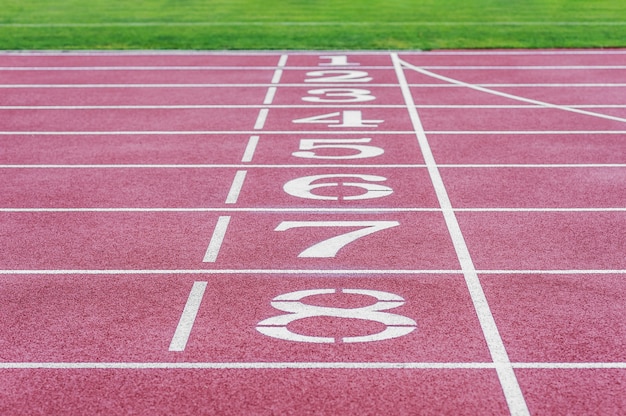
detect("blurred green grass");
top-left (1, 0), bottom-right (625, 49)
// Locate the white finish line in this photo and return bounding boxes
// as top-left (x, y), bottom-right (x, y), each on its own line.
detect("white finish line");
top-left (393, 52), bottom-right (530, 416)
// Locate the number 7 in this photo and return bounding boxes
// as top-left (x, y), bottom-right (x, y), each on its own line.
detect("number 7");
top-left (274, 221), bottom-right (399, 258)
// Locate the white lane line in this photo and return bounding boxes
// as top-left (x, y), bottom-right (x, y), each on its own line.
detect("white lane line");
top-left (253, 108), bottom-right (269, 130)
top-left (414, 65), bottom-right (626, 70)
top-left (2, 207), bottom-right (625, 213)
top-left (3, 65), bottom-right (626, 71)
top-left (0, 208), bottom-right (442, 213)
top-left (409, 83), bottom-right (626, 87)
top-left (513, 363), bottom-right (626, 369)
top-left (225, 170), bottom-right (247, 204)
top-left (3, 83), bottom-right (624, 89)
top-left (400, 59), bottom-right (626, 124)
top-left (263, 87), bottom-right (277, 105)
top-left (0, 361), bottom-right (623, 369)
top-left (392, 52), bottom-right (529, 416)
top-left (202, 216), bottom-right (231, 263)
top-left (168, 281), bottom-right (208, 352)
top-left (241, 135), bottom-right (259, 162)
top-left (478, 269), bottom-right (626, 275)
top-left (0, 130), bottom-right (416, 135)
top-left (0, 105), bottom-right (406, 109)
top-left (0, 163), bottom-right (426, 168)
top-left (416, 50), bottom-right (626, 55)
top-left (4, 163), bottom-right (626, 168)
top-left (456, 208), bottom-right (626, 212)
top-left (3, 104), bottom-right (626, 110)
top-left (0, 362), bottom-right (494, 369)
top-left (0, 269), bottom-right (463, 275)
top-left (1, 269), bottom-right (626, 275)
top-left (428, 131), bottom-right (626, 135)
top-left (0, 66), bottom-right (282, 71)
top-left (3, 130), bottom-right (626, 136)
top-left (0, 83), bottom-right (400, 88)
top-left (440, 164), bottom-right (626, 168)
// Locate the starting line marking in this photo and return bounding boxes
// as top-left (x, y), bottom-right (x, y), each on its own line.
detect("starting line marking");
top-left (202, 216), bottom-right (231, 263)
top-left (225, 170), bottom-right (247, 204)
top-left (242, 136), bottom-right (259, 162)
top-left (168, 281), bottom-right (208, 352)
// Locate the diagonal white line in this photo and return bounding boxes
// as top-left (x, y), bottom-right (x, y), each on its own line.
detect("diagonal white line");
top-left (242, 135), bottom-right (259, 162)
top-left (225, 170), bottom-right (247, 204)
top-left (398, 58), bottom-right (626, 124)
top-left (392, 52), bottom-right (530, 416)
top-left (202, 216), bottom-right (231, 263)
top-left (168, 281), bottom-right (208, 352)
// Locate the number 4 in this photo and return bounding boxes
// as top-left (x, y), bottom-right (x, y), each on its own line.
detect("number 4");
top-left (293, 111), bottom-right (383, 128)
top-left (274, 221), bottom-right (399, 258)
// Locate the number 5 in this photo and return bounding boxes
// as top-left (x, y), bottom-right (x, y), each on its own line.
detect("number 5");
top-left (274, 221), bottom-right (399, 258)
top-left (292, 138), bottom-right (384, 160)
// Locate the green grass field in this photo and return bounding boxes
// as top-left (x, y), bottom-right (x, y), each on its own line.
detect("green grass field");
top-left (1, 0), bottom-right (625, 50)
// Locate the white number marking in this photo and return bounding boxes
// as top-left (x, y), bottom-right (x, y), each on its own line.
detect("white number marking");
top-left (256, 288), bottom-right (417, 343)
top-left (305, 70), bottom-right (372, 83)
top-left (292, 138), bottom-right (384, 160)
top-left (274, 220), bottom-right (399, 258)
top-left (302, 88), bottom-right (376, 103)
top-left (292, 110), bottom-right (383, 128)
top-left (283, 174), bottom-right (393, 201)
top-left (319, 55), bottom-right (358, 66)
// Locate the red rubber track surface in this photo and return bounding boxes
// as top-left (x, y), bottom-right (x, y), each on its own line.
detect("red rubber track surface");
top-left (0, 50), bottom-right (625, 415)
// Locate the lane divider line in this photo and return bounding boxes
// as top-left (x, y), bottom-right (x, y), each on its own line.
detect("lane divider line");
top-left (2, 268), bottom-right (626, 275)
top-left (0, 361), bottom-right (624, 369)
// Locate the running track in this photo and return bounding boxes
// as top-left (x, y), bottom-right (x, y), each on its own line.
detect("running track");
top-left (0, 50), bottom-right (625, 415)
